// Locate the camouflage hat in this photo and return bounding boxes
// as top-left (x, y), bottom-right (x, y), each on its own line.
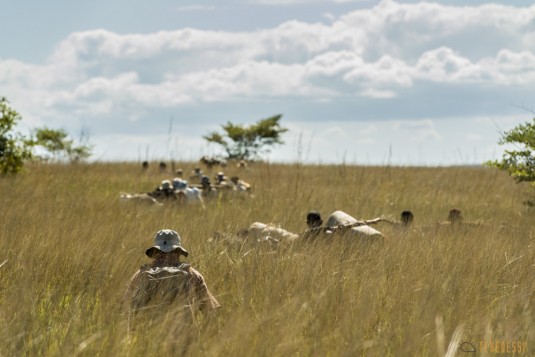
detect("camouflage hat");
top-left (145, 229), bottom-right (189, 258)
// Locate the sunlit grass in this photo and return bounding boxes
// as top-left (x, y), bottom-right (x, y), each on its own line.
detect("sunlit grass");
top-left (0, 161), bottom-right (533, 356)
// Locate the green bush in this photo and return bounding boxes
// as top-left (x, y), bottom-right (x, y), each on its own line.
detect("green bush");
top-left (0, 97), bottom-right (33, 175)
top-left (487, 117), bottom-right (535, 190)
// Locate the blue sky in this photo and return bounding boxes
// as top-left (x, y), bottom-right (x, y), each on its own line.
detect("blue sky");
top-left (1, 0), bottom-right (535, 165)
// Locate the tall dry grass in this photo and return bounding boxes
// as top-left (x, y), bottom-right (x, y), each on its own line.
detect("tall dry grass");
top-left (0, 162), bottom-right (533, 356)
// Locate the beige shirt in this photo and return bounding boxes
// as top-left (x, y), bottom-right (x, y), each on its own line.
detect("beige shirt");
top-left (125, 261), bottom-right (220, 312)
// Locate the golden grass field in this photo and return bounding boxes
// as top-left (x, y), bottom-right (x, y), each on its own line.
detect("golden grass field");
top-left (0, 161), bottom-right (533, 356)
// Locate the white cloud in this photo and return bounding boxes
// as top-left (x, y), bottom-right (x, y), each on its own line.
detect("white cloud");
top-left (338, 1), bottom-right (535, 60)
top-left (344, 55), bottom-right (413, 87)
top-left (358, 88), bottom-right (397, 98)
top-left (415, 47), bottom-right (474, 82)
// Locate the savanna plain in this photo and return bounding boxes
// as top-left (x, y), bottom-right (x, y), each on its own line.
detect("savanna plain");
top-left (0, 162), bottom-right (533, 356)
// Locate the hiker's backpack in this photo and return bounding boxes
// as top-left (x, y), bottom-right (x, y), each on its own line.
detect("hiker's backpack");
top-left (130, 264), bottom-right (192, 311)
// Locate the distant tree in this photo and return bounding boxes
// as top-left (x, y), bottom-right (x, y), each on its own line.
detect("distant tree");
top-left (0, 97), bottom-right (33, 175)
top-left (203, 114), bottom-right (288, 160)
top-left (33, 127), bottom-right (92, 162)
top-left (487, 117), bottom-right (535, 188)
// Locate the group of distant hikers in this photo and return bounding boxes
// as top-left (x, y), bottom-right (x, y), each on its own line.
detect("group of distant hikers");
top-left (120, 167), bottom-right (252, 207)
top-left (124, 207), bottom-right (481, 322)
top-left (149, 167), bottom-right (251, 200)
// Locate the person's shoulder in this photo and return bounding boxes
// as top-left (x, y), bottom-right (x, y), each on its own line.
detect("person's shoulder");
top-left (179, 262), bottom-right (192, 270)
top-left (184, 264), bottom-right (200, 274)
top-left (184, 264), bottom-right (207, 280)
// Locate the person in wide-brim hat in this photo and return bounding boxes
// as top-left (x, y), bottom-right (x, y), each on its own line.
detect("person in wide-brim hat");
top-left (125, 229), bottom-right (220, 313)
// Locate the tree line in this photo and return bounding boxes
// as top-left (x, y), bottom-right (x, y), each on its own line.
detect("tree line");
top-left (3, 95), bottom-right (535, 205)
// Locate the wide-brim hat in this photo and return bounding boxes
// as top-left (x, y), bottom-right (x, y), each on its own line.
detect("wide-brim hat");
top-left (160, 180), bottom-right (172, 190)
top-left (145, 229), bottom-right (189, 258)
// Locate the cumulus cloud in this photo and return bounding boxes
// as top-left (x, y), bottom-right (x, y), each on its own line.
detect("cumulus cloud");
top-left (338, 1), bottom-right (535, 61)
